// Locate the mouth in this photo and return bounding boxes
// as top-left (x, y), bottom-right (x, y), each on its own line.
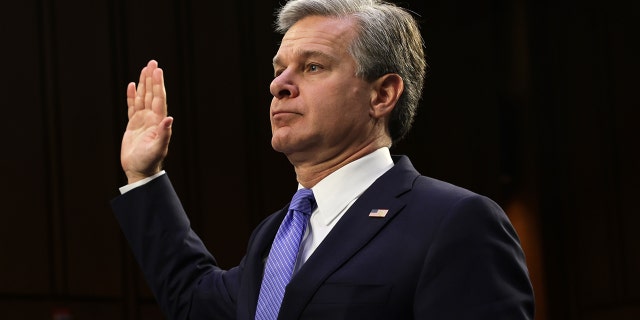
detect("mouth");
top-left (271, 110), bottom-right (303, 127)
top-left (271, 110), bottom-right (300, 117)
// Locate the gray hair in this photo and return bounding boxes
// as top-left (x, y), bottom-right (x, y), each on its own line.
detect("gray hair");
top-left (275, 0), bottom-right (427, 144)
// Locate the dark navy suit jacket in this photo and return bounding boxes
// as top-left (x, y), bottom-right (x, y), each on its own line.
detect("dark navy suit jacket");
top-left (111, 155), bottom-right (535, 319)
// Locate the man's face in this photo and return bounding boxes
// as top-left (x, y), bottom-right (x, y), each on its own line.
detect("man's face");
top-left (270, 15), bottom-right (376, 165)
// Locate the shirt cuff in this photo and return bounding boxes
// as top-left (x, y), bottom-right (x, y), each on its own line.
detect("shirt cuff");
top-left (119, 170), bottom-right (166, 194)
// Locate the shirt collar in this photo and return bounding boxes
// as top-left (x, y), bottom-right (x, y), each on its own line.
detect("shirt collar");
top-left (300, 147), bottom-right (394, 226)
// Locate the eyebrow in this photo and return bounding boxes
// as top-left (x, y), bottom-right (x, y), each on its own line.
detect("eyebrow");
top-left (272, 49), bottom-right (337, 68)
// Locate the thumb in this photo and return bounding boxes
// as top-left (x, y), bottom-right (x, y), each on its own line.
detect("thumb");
top-left (162, 116), bottom-right (173, 129)
top-left (158, 116), bottom-right (173, 145)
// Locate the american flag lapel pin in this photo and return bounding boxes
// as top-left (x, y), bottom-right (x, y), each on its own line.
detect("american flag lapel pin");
top-left (369, 209), bottom-right (389, 218)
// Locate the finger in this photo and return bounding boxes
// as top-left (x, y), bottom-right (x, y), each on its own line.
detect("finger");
top-left (126, 82), bottom-right (136, 119)
top-left (144, 60), bottom-right (158, 110)
top-left (135, 66), bottom-right (147, 112)
top-left (147, 59), bottom-right (158, 69)
top-left (152, 68), bottom-right (167, 116)
top-left (158, 117), bottom-right (173, 141)
top-left (156, 116), bottom-right (174, 156)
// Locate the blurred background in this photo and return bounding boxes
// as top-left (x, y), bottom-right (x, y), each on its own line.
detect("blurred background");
top-left (0, 0), bottom-right (637, 319)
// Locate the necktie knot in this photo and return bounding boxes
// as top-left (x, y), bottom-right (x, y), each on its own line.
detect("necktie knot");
top-left (289, 188), bottom-right (315, 216)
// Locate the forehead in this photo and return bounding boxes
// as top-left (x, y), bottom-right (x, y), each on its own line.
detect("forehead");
top-left (274, 15), bottom-right (358, 63)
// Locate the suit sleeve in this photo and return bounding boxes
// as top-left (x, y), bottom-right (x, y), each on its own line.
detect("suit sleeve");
top-left (110, 174), bottom-right (240, 320)
top-left (415, 194), bottom-right (535, 319)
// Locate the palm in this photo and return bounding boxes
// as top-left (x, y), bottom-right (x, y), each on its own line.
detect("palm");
top-left (120, 60), bottom-right (173, 183)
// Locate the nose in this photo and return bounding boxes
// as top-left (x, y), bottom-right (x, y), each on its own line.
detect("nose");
top-left (270, 70), bottom-right (299, 99)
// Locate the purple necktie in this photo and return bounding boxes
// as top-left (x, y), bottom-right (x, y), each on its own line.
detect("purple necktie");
top-left (255, 188), bottom-right (316, 320)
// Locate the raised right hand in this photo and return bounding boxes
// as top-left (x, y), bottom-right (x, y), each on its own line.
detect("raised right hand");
top-left (120, 60), bottom-right (173, 184)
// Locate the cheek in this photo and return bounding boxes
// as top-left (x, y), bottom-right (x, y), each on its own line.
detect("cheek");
top-left (305, 79), bottom-right (371, 127)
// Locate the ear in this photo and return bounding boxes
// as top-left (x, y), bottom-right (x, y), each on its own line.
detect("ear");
top-left (369, 73), bottom-right (404, 119)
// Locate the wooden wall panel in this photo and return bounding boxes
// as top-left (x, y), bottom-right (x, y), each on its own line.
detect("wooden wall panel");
top-left (116, 0), bottom-right (183, 306)
top-left (396, 0), bottom-right (505, 196)
top-left (51, 0), bottom-right (124, 297)
top-left (57, 301), bottom-right (123, 320)
top-left (563, 5), bottom-right (621, 304)
top-left (529, 0), bottom-right (640, 318)
top-left (610, 5), bottom-right (640, 303)
top-left (138, 302), bottom-right (166, 320)
top-left (0, 300), bottom-right (59, 319)
top-left (0, 300), bottom-right (123, 319)
top-left (0, 1), bottom-right (51, 296)
top-left (186, 1), bottom-right (254, 269)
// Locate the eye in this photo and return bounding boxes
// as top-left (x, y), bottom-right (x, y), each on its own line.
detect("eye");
top-left (306, 64), bottom-right (321, 72)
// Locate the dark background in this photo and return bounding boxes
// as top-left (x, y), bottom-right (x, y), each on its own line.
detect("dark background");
top-left (0, 0), bottom-right (637, 319)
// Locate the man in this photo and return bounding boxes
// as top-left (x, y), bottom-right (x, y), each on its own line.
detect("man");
top-left (111, 0), bottom-right (535, 319)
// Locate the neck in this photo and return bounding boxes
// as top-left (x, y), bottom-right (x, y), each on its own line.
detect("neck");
top-left (291, 139), bottom-right (390, 188)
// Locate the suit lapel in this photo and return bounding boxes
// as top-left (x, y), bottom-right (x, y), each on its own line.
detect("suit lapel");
top-left (278, 156), bottom-right (419, 319)
top-left (240, 206), bottom-right (289, 320)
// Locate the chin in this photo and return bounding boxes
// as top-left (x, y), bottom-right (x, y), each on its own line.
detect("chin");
top-left (271, 138), bottom-right (286, 153)
top-left (270, 130), bottom-right (292, 153)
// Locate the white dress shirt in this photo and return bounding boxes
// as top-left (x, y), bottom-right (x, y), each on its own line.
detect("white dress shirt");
top-left (294, 147), bottom-right (394, 272)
